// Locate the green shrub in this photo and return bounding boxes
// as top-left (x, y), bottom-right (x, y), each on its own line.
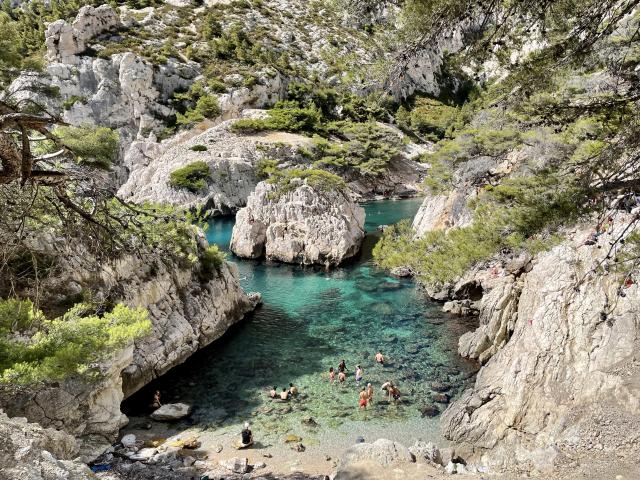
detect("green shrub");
top-left (231, 102), bottom-right (322, 134)
top-left (374, 171), bottom-right (583, 285)
top-left (61, 95), bottom-right (87, 110)
top-left (54, 126), bottom-right (119, 169)
top-left (0, 302), bottom-right (150, 385)
top-left (255, 158), bottom-right (280, 179)
top-left (200, 244), bottom-right (226, 277)
top-left (169, 161), bottom-right (211, 192)
top-left (190, 144), bottom-right (208, 152)
top-left (396, 97), bottom-right (461, 141)
top-left (177, 94), bottom-right (221, 126)
top-left (311, 122), bottom-right (402, 175)
top-left (267, 168), bottom-right (346, 196)
top-left (0, 299), bottom-right (43, 335)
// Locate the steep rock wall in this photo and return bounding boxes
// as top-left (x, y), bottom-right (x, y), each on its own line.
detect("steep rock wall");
top-left (442, 217), bottom-right (640, 472)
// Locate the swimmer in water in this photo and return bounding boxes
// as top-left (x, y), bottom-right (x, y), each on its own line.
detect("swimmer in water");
top-left (329, 367), bottom-right (336, 383)
top-left (375, 352), bottom-right (384, 364)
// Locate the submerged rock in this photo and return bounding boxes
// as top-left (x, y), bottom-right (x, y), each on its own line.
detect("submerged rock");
top-left (150, 403), bottom-right (192, 421)
top-left (230, 180), bottom-right (365, 267)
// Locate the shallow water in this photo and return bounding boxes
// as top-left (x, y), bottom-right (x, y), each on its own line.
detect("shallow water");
top-left (124, 198), bottom-right (477, 453)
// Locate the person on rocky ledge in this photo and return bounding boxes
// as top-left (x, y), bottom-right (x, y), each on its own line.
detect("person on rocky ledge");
top-left (289, 382), bottom-right (299, 396)
top-left (151, 390), bottom-right (161, 409)
top-left (280, 388), bottom-right (290, 401)
top-left (269, 386), bottom-right (278, 399)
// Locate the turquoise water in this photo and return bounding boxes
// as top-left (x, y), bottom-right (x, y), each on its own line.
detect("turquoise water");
top-left (124, 198), bottom-right (477, 448)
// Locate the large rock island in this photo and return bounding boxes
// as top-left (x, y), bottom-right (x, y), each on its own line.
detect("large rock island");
top-left (230, 179), bottom-right (366, 267)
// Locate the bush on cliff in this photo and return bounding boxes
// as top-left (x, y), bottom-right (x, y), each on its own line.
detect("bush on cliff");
top-left (267, 168), bottom-right (346, 197)
top-left (200, 244), bottom-right (226, 277)
top-left (0, 301), bottom-right (151, 385)
top-left (169, 161), bottom-right (211, 193)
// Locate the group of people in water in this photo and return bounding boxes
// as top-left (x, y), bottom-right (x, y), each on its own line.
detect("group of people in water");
top-left (268, 382), bottom-right (299, 401)
top-left (266, 351), bottom-right (401, 410)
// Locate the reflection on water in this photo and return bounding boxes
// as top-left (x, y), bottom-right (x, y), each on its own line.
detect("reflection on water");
top-left (123, 198), bottom-right (477, 447)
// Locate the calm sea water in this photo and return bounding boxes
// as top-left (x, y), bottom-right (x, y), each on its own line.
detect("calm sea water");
top-left (124, 198), bottom-right (477, 449)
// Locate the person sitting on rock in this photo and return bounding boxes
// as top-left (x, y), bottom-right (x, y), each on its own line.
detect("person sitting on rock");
top-left (280, 388), bottom-right (290, 401)
top-left (289, 383), bottom-right (298, 396)
top-left (269, 386), bottom-right (277, 399)
top-left (240, 422), bottom-right (253, 448)
top-left (151, 390), bottom-right (161, 409)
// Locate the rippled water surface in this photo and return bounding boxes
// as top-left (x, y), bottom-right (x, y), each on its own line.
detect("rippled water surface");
top-left (125, 198), bottom-right (477, 450)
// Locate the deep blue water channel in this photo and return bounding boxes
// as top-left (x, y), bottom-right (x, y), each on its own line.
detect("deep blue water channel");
top-left (125, 198), bottom-right (477, 449)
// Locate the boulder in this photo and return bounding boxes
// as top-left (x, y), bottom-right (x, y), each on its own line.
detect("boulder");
top-left (121, 434), bottom-right (137, 448)
top-left (150, 403), bottom-right (192, 421)
top-left (390, 266), bottom-right (413, 277)
top-left (421, 404), bottom-right (440, 417)
top-left (219, 457), bottom-right (249, 474)
top-left (409, 441), bottom-right (442, 465)
top-left (339, 438), bottom-right (415, 468)
top-left (230, 180), bottom-right (365, 267)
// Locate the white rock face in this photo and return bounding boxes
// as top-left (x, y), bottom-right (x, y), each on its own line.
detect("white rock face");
top-left (118, 120), bottom-right (309, 213)
top-left (45, 5), bottom-right (120, 64)
top-left (412, 189), bottom-right (474, 237)
top-left (0, 253), bottom-right (258, 457)
top-left (0, 409), bottom-right (93, 479)
top-left (150, 403), bottom-right (192, 421)
top-left (442, 216), bottom-right (640, 472)
top-left (230, 180), bottom-right (366, 266)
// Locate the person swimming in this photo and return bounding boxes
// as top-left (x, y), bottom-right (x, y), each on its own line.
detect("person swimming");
top-left (355, 365), bottom-right (363, 385)
top-left (280, 388), bottom-right (290, 400)
top-left (338, 371), bottom-right (346, 383)
top-left (289, 383), bottom-right (298, 396)
top-left (375, 352), bottom-right (384, 364)
top-left (269, 386), bottom-right (277, 399)
top-left (329, 367), bottom-right (336, 383)
top-left (359, 387), bottom-right (368, 409)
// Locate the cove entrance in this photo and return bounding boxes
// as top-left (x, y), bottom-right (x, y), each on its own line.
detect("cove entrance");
top-left (123, 198), bottom-right (477, 463)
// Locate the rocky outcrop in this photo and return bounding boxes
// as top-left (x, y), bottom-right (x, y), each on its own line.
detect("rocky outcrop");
top-left (0, 246), bottom-right (258, 458)
top-left (230, 180), bottom-right (366, 266)
top-left (45, 5), bottom-right (120, 64)
top-left (118, 120), bottom-right (310, 213)
top-left (442, 216), bottom-right (640, 472)
top-left (0, 409), bottom-right (93, 480)
top-left (412, 188), bottom-right (475, 236)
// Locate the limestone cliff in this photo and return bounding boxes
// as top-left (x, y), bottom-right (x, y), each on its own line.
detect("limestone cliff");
top-left (441, 216), bottom-right (640, 473)
top-left (230, 180), bottom-right (365, 266)
top-left (0, 249), bottom-right (258, 458)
